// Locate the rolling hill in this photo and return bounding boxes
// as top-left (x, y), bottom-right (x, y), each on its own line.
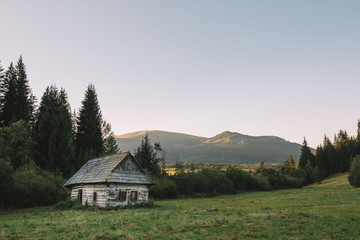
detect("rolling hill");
top-left (115, 130), bottom-right (309, 164)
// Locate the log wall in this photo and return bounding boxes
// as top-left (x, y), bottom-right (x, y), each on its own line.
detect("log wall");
top-left (70, 183), bottom-right (149, 208)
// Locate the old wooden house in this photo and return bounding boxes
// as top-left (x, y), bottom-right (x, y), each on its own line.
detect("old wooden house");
top-left (64, 152), bottom-right (154, 207)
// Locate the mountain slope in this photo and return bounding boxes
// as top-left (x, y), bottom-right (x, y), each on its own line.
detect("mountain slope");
top-left (115, 130), bottom-right (307, 164)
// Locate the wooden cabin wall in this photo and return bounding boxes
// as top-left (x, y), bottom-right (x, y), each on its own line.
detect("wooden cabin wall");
top-left (70, 183), bottom-right (149, 208)
top-left (70, 184), bottom-right (107, 208)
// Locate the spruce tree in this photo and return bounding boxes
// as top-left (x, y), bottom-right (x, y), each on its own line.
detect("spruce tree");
top-left (102, 121), bottom-right (120, 155)
top-left (0, 57), bottom-right (35, 127)
top-left (297, 138), bottom-right (315, 169)
top-left (33, 86), bottom-right (75, 177)
top-left (0, 63), bottom-right (18, 126)
top-left (323, 136), bottom-right (337, 175)
top-left (75, 84), bottom-right (104, 169)
top-left (356, 120), bottom-right (360, 155)
top-left (134, 133), bottom-right (162, 176)
top-left (14, 56), bottom-right (35, 123)
top-left (334, 130), bottom-right (355, 172)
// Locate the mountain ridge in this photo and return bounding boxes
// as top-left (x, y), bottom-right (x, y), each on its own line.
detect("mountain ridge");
top-left (115, 130), bottom-right (308, 164)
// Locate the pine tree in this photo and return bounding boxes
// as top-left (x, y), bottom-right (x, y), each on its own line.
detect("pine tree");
top-left (0, 57), bottom-right (35, 127)
top-left (75, 84), bottom-right (104, 169)
top-left (323, 136), bottom-right (337, 175)
top-left (0, 63), bottom-right (18, 126)
top-left (297, 138), bottom-right (315, 169)
top-left (314, 144), bottom-right (327, 179)
top-left (33, 86), bottom-right (75, 177)
top-left (133, 133), bottom-right (162, 176)
top-left (14, 56), bottom-right (35, 124)
top-left (102, 121), bottom-right (120, 155)
top-left (0, 61), bottom-right (4, 95)
top-left (356, 120), bottom-right (360, 156)
top-left (334, 130), bottom-right (355, 172)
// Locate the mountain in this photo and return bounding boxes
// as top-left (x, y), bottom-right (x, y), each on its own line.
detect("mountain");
top-left (115, 130), bottom-right (309, 164)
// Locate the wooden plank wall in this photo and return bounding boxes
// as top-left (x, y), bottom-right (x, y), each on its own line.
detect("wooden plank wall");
top-left (70, 183), bottom-right (149, 208)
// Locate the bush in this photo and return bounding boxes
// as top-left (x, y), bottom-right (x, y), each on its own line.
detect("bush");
top-left (348, 155), bottom-right (360, 188)
top-left (149, 178), bottom-right (179, 199)
top-left (0, 159), bottom-right (15, 208)
top-left (248, 175), bottom-right (272, 191)
top-left (198, 168), bottom-right (234, 195)
top-left (12, 162), bottom-right (68, 208)
top-left (172, 172), bottom-right (211, 195)
top-left (225, 167), bottom-right (252, 192)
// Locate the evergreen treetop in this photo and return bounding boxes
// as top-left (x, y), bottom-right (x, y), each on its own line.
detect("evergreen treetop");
top-left (297, 137), bottom-right (315, 169)
top-left (75, 84), bottom-right (104, 169)
top-left (0, 57), bottom-right (35, 127)
top-left (33, 85), bottom-right (75, 177)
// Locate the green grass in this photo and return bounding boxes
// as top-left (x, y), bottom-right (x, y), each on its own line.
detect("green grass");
top-left (1, 173), bottom-right (360, 239)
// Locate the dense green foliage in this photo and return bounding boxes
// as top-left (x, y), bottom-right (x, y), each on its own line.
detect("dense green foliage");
top-left (348, 155), bottom-right (360, 187)
top-left (0, 120), bottom-right (33, 169)
top-left (297, 138), bottom-right (315, 169)
top-left (150, 165), bottom-right (302, 199)
top-left (33, 86), bottom-right (75, 177)
top-left (134, 133), bottom-right (164, 177)
top-left (0, 57), bottom-right (117, 209)
top-left (102, 121), bottom-right (120, 155)
top-left (75, 84), bottom-right (104, 169)
top-left (0, 57), bottom-right (35, 127)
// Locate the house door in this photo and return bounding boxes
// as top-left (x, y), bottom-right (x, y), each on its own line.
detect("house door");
top-left (78, 189), bottom-right (83, 203)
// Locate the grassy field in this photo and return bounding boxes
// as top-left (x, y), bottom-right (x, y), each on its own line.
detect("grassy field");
top-left (1, 173), bottom-right (360, 239)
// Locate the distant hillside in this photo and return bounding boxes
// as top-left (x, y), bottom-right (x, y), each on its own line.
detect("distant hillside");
top-left (115, 130), bottom-right (310, 164)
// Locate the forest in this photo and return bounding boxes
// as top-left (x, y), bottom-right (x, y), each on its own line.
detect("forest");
top-left (1, 56), bottom-right (360, 209)
top-left (0, 56), bottom-right (119, 208)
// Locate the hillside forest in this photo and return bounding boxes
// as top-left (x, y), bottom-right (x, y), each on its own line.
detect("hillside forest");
top-left (1, 56), bottom-right (360, 209)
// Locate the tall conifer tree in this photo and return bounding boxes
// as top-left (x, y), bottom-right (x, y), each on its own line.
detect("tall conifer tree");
top-left (0, 57), bottom-right (35, 126)
top-left (75, 84), bottom-right (104, 169)
top-left (33, 86), bottom-right (75, 177)
top-left (0, 63), bottom-right (18, 126)
top-left (134, 133), bottom-right (162, 176)
top-left (297, 138), bottom-right (315, 169)
top-left (14, 56), bottom-right (35, 123)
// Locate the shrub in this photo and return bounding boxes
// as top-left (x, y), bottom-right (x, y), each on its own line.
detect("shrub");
top-left (348, 155), bottom-right (360, 188)
top-left (12, 162), bottom-right (68, 208)
top-left (225, 166), bottom-right (252, 192)
top-left (149, 178), bottom-right (179, 199)
top-left (198, 168), bottom-right (234, 195)
top-left (0, 159), bottom-right (15, 208)
top-left (172, 172), bottom-right (210, 195)
top-left (248, 175), bottom-right (272, 191)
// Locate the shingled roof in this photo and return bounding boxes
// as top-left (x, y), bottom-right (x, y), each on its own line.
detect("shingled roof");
top-left (64, 152), bottom-right (154, 187)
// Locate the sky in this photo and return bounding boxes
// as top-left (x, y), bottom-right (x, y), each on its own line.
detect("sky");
top-left (1, 0), bottom-right (360, 148)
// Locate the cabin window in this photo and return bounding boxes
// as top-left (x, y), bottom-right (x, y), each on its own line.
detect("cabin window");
top-left (93, 192), bottom-right (97, 203)
top-left (130, 191), bottom-right (138, 202)
top-left (78, 189), bottom-right (83, 203)
top-left (119, 191), bottom-right (127, 202)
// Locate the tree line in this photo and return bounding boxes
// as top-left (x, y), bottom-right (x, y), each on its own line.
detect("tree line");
top-left (281, 123), bottom-right (360, 187)
top-left (136, 122), bottom-right (360, 199)
top-left (0, 56), bottom-right (119, 208)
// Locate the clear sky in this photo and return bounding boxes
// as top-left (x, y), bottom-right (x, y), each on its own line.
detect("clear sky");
top-left (1, 0), bottom-right (360, 148)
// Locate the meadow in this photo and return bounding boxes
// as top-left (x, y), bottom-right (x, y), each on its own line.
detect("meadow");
top-left (1, 173), bottom-right (359, 240)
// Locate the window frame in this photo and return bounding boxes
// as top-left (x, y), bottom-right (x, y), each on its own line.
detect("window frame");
top-left (130, 191), bottom-right (138, 202)
top-left (119, 190), bottom-right (127, 202)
